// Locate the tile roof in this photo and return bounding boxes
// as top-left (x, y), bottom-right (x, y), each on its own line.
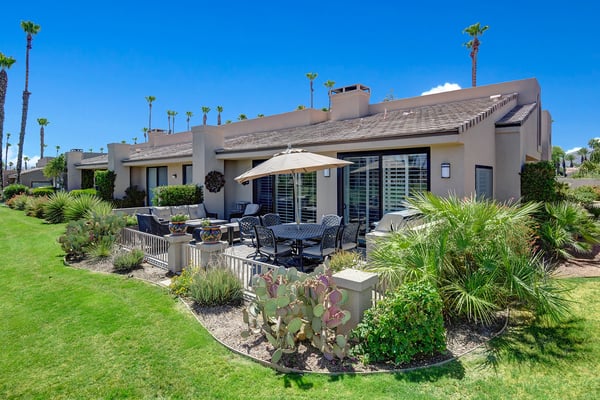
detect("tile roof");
top-left (495, 103), bottom-right (537, 126)
top-left (221, 93), bottom-right (518, 153)
top-left (77, 154), bottom-right (108, 166)
top-left (124, 142), bottom-right (193, 162)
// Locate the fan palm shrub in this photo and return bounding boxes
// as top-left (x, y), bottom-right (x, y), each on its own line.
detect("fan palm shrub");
top-left (368, 193), bottom-right (570, 324)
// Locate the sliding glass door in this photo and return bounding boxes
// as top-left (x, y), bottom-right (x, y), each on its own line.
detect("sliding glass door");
top-left (147, 166), bottom-right (168, 205)
top-left (340, 149), bottom-right (429, 231)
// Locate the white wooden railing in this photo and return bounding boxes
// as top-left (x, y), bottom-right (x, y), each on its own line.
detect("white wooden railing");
top-left (119, 228), bottom-right (169, 270)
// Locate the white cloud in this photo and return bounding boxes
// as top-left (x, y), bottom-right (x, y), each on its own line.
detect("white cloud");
top-left (3, 147), bottom-right (41, 170)
top-left (565, 147), bottom-right (581, 154)
top-left (421, 83), bottom-right (462, 96)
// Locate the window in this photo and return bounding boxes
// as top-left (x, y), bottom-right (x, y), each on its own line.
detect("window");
top-left (147, 166), bottom-right (168, 205)
top-left (183, 164), bottom-right (193, 184)
top-left (475, 165), bottom-right (493, 199)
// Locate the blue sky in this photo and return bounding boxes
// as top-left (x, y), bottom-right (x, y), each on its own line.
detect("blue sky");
top-left (1, 0), bottom-right (598, 167)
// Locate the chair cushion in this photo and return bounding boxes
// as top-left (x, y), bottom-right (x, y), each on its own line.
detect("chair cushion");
top-left (188, 204), bottom-right (206, 219)
top-left (245, 203), bottom-right (260, 215)
top-left (171, 205), bottom-right (189, 217)
top-left (151, 206), bottom-right (171, 221)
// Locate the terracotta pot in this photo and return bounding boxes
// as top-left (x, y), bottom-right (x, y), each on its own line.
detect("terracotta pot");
top-left (200, 225), bottom-right (222, 243)
top-left (169, 221), bottom-right (188, 235)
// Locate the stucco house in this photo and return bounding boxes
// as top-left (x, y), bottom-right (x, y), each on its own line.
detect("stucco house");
top-left (70, 77), bottom-right (551, 229)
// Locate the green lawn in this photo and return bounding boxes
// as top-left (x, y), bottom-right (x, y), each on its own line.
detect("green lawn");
top-left (1, 205), bottom-right (599, 399)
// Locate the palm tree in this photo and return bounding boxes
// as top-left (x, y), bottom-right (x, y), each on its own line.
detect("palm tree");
top-left (55, 145), bottom-right (60, 155)
top-left (132, 137), bottom-right (138, 144)
top-left (216, 106), bottom-right (223, 125)
top-left (296, 105), bottom-right (306, 110)
top-left (167, 110), bottom-right (173, 133)
top-left (201, 106), bottom-right (211, 125)
top-left (257, 114), bottom-right (265, 118)
top-left (145, 96), bottom-right (156, 132)
top-left (142, 127), bottom-right (148, 142)
top-left (36, 117), bottom-right (49, 158)
top-left (23, 156), bottom-right (29, 169)
top-left (0, 52), bottom-right (16, 190)
top-left (171, 111), bottom-right (178, 132)
top-left (16, 20), bottom-right (41, 183)
top-left (5, 133), bottom-right (11, 177)
top-left (565, 153), bottom-right (576, 168)
top-left (323, 80), bottom-right (335, 111)
top-left (238, 114), bottom-right (247, 121)
top-left (577, 147), bottom-right (589, 162)
top-left (306, 72), bottom-right (318, 108)
top-left (100, 147), bottom-right (104, 153)
top-left (463, 22), bottom-right (489, 87)
top-left (185, 111), bottom-right (193, 130)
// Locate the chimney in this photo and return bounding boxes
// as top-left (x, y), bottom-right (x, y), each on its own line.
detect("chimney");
top-left (329, 84), bottom-right (371, 121)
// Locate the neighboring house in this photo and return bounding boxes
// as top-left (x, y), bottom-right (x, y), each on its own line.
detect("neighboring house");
top-left (70, 77), bottom-right (551, 228)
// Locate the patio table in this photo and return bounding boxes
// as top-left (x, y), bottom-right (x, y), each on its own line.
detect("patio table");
top-left (270, 223), bottom-right (325, 271)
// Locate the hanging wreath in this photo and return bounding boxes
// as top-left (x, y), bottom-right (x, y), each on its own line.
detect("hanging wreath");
top-left (205, 170), bottom-right (225, 193)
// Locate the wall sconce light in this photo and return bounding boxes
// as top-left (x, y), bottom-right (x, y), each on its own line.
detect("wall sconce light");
top-left (171, 173), bottom-right (177, 179)
top-left (323, 168), bottom-right (331, 178)
top-left (441, 162), bottom-right (451, 179)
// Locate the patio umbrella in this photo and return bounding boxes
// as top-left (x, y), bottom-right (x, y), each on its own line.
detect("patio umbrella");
top-left (234, 147), bottom-right (352, 225)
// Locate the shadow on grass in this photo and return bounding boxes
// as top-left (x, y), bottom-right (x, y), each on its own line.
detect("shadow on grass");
top-left (393, 359), bottom-right (466, 383)
top-left (481, 311), bottom-right (589, 370)
top-left (282, 373), bottom-right (314, 390)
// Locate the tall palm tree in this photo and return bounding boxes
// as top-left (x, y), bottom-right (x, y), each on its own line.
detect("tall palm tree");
top-left (36, 117), bottom-right (49, 158)
top-left (145, 96), bottom-right (156, 132)
top-left (305, 72), bottom-right (318, 108)
top-left (323, 80), bottom-right (335, 111)
top-left (132, 137), bottom-right (138, 144)
top-left (565, 153), bottom-right (576, 168)
top-left (23, 156), bottom-right (29, 169)
top-left (201, 106), bottom-right (211, 125)
top-left (171, 111), bottom-right (178, 132)
top-left (216, 106), bottom-right (223, 125)
top-left (100, 147), bottom-right (104, 153)
top-left (185, 111), bottom-right (193, 130)
top-left (238, 114), bottom-right (247, 121)
top-left (142, 127), bottom-right (148, 142)
top-left (55, 145), bottom-right (60, 155)
top-left (0, 52), bottom-right (16, 190)
top-left (4, 133), bottom-right (10, 180)
top-left (577, 147), bottom-right (589, 162)
top-left (16, 20), bottom-right (41, 183)
top-left (167, 110), bottom-right (173, 133)
top-left (463, 22), bottom-right (489, 87)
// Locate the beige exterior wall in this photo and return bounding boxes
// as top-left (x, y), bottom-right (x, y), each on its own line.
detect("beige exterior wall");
top-left (495, 128), bottom-right (521, 201)
top-left (192, 126), bottom-right (225, 218)
top-left (541, 110), bottom-right (552, 160)
top-left (107, 143), bottom-right (131, 199)
top-left (430, 144), bottom-right (465, 197)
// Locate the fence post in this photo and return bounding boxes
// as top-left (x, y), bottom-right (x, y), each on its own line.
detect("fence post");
top-left (165, 234), bottom-right (192, 274)
top-left (333, 269), bottom-right (379, 335)
top-left (196, 241), bottom-right (228, 269)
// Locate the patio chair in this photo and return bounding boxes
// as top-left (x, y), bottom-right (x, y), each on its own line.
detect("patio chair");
top-left (136, 213), bottom-right (170, 237)
top-left (254, 225), bottom-right (293, 265)
top-left (320, 214), bottom-right (343, 227)
top-left (229, 203), bottom-right (261, 222)
top-left (261, 213), bottom-right (281, 227)
top-left (238, 216), bottom-right (261, 258)
top-left (338, 222), bottom-right (360, 251)
top-left (303, 225), bottom-right (340, 264)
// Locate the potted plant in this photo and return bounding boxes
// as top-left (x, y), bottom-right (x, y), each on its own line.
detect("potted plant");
top-left (169, 214), bottom-right (189, 235)
top-left (199, 218), bottom-right (222, 243)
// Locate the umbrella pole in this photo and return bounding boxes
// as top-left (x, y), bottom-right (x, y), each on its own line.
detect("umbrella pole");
top-left (294, 173), bottom-right (301, 228)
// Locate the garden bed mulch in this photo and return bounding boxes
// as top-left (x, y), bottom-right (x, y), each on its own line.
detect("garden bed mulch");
top-left (68, 257), bottom-right (508, 374)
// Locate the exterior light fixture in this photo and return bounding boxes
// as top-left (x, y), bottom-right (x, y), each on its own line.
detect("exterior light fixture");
top-left (171, 173), bottom-right (177, 179)
top-left (323, 168), bottom-right (331, 178)
top-left (441, 162), bottom-right (451, 179)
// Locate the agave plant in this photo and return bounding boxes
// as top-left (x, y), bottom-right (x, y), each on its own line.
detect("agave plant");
top-left (44, 191), bottom-right (73, 224)
top-left (367, 192), bottom-right (571, 324)
top-left (64, 194), bottom-right (103, 221)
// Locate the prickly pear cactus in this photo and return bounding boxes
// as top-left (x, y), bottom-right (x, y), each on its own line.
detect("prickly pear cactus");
top-left (241, 266), bottom-right (351, 364)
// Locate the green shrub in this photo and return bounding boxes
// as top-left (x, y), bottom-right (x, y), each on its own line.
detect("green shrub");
top-left (3, 184), bottom-right (29, 200)
top-left (59, 219), bottom-right (91, 261)
top-left (326, 250), bottom-right (363, 272)
top-left (169, 267), bottom-right (196, 297)
top-left (44, 191), bottom-right (73, 224)
top-left (114, 185), bottom-right (146, 208)
top-left (352, 281), bottom-right (446, 365)
top-left (566, 185), bottom-right (599, 206)
top-left (573, 160), bottom-right (600, 178)
top-left (189, 267), bottom-right (243, 306)
top-left (113, 249), bottom-right (145, 272)
top-left (535, 201), bottom-right (600, 261)
top-left (25, 196), bottom-right (49, 218)
top-left (368, 192), bottom-right (571, 324)
top-left (152, 184), bottom-right (203, 206)
top-left (88, 236), bottom-right (116, 260)
top-left (94, 170), bottom-right (116, 201)
top-left (521, 161), bottom-right (558, 202)
top-left (64, 194), bottom-right (104, 221)
top-left (9, 193), bottom-right (30, 210)
top-left (31, 187), bottom-right (55, 197)
top-left (70, 188), bottom-right (98, 197)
